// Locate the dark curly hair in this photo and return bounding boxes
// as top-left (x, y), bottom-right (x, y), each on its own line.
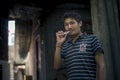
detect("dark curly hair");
top-left (63, 11), bottom-right (82, 23)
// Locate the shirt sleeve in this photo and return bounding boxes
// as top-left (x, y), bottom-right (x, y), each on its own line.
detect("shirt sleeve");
top-left (60, 49), bottom-right (65, 59)
top-left (92, 35), bottom-right (104, 55)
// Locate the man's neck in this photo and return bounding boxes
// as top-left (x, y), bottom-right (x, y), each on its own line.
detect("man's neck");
top-left (70, 32), bottom-right (83, 43)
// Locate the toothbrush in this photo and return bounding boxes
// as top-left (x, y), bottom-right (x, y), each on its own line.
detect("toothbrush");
top-left (64, 31), bottom-right (70, 35)
top-left (58, 31), bottom-right (70, 35)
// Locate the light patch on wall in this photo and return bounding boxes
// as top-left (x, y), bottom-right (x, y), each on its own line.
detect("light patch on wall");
top-left (8, 20), bottom-right (15, 46)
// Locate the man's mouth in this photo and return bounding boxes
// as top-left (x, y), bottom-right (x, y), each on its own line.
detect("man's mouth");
top-left (68, 29), bottom-right (73, 33)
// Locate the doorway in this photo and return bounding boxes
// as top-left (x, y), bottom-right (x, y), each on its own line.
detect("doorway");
top-left (43, 2), bottom-right (91, 80)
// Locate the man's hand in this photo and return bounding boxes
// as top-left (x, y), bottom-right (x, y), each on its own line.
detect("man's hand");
top-left (56, 30), bottom-right (68, 46)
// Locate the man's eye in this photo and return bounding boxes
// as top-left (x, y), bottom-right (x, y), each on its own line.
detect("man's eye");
top-left (64, 23), bottom-right (68, 26)
top-left (64, 21), bottom-right (75, 26)
top-left (70, 21), bottom-right (75, 25)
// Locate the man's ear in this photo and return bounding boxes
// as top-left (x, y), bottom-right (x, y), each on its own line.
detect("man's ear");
top-left (79, 21), bottom-right (82, 27)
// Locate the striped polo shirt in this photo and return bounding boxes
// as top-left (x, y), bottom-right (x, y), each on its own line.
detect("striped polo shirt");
top-left (61, 33), bottom-right (104, 80)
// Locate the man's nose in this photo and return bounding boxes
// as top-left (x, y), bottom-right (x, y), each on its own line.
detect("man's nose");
top-left (68, 24), bottom-right (72, 28)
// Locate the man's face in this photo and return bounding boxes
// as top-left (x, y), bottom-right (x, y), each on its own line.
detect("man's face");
top-left (64, 17), bottom-right (82, 36)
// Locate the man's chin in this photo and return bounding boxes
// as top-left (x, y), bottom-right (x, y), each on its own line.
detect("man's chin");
top-left (69, 33), bottom-right (75, 36)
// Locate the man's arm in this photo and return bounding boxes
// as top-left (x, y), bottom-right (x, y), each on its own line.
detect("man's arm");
top-left (54, 31), bottom-right (67, 70)
top-left (95, 52), bottom-right (106, 80)
top-left (54, 43), bottom-right (62, 70)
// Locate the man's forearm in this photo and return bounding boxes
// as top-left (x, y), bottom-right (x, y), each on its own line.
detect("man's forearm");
top-left (54, 45), bottom-right (62, 70)
top-left (98, 66), bottom-right (106, 80)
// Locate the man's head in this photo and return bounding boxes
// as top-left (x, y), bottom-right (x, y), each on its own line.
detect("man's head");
top-left (63, 11), bottom-right (83, 36)
top-left (63, 11), bottom-right (82, 23)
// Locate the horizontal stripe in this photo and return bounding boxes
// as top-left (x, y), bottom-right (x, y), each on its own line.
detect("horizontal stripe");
top-left (65, 55), bottom-right (95, 62)
top-left (68, 73), bottom-right (96, 78)
top-left (67, 67), bottom-right (96, 73)
top-left (66, 62), bottom-right (96, 69)
top-left (65, 51), bottom-right (94, 57)
top-left (68, 76), bottom-right (96, 80)
top-left (65, 58), bottom-right (96, 66)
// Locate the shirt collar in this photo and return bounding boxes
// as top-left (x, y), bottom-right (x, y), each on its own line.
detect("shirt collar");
top-left (67, 33), bottom-right (87, 43)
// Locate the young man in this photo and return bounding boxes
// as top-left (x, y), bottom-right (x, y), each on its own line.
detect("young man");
top-left (54, 11), bottom-right (106, 80)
